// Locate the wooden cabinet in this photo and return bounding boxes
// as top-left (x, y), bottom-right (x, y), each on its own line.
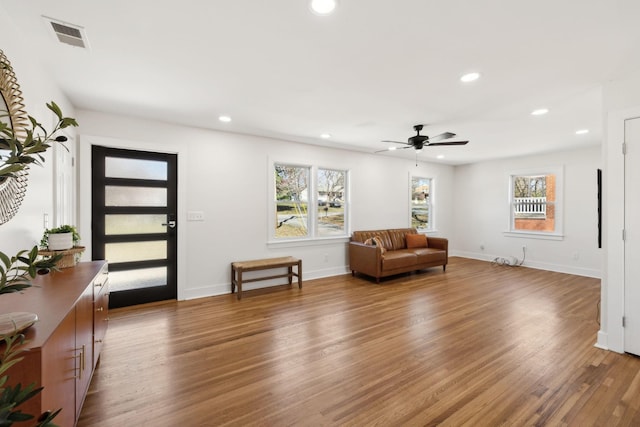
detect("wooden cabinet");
top-left (1, 261), bottom-right (108, 427)
top-left (92, 265), bottom-right (109, 369)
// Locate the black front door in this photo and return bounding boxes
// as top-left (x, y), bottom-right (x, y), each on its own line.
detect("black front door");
top-left (92, 146), bottom-right (177, 308)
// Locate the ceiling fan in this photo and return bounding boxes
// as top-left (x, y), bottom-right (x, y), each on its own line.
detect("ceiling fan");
top-left (377, 124), bottom-right (469, 153)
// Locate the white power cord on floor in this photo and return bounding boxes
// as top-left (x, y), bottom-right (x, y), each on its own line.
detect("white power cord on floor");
top-left (492, 246), bottom-right (526, 267)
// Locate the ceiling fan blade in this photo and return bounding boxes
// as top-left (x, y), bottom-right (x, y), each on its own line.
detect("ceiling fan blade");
top-left (429, 132), bottom-right (456, 142)
top-left (381, 140), bottom-right (410, 145)
top-left (426, 141), bottom-right (469, 146)
top-left (375, 145), bottom-right (413, 153)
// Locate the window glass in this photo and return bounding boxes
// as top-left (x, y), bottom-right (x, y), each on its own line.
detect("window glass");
top-left (275, 164), bottom-right (309, 238)
top-left (105, 186), bottom-right (167, 207)
top-left (411, 176), bottom-right (433, 231)
top-left (509, 171), bottom-right (561, 236)
top-left (105, 157), bottom-right (167, 180)
top-left (317, 168), bottom-right (346, 236)
top-left (105, 214), bottom-right (167, 235)
top-left (105, 241), bottom-right (166, 263)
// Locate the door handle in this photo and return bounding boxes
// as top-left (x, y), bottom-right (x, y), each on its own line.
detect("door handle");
top-left (162, 220), bottom-right (176, 229)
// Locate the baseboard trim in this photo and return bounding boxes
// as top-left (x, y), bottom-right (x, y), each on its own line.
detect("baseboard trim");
top-left (182, 265), bottom-right (350, 300)
top-left (450, 251), bottom-right (601, 279)
top-left (595, 330), bottom-right (609, 351)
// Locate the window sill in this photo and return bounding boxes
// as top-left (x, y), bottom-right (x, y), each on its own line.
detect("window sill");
top-left (503, 231), bottom-right (564, 241)
top-left (267, 236), bottom-right (350, 248)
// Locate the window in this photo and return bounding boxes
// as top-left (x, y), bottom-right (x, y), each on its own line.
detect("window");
top-left (508, 167), bottom-right (563, 238)
top-left (410, 176), bottom-right (433, 231)
top-left (317, 168), bottom-right (346, 237)
top-left (275, 164), bottom-right (309, 238)
top-left (273, 163), bottom-right (348, 240)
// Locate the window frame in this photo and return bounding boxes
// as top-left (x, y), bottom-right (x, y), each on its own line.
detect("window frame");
top-left (409, 174), bottom-right (435, 232)
top-left (504, 166), bottom-right (564, 240)
top-left (269, 160), bottom-right (350, 243)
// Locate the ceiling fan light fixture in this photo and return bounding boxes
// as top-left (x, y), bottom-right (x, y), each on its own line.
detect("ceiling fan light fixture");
top-left (531, 108), bottom-right (549, 116)
top-left (310, 0), bottom-right (338, 15)
top-left (460, 72), bottom-right (480, 83)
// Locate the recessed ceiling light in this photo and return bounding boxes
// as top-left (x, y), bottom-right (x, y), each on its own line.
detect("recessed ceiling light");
top-left (460, 72), bottom-right (480, 83)
top-left (531, 108), bottom-right (549, 116)
top-left (575, 129), bottom-right (589, 135)
top-left (437, 154), bottom-right (445, 159)
top-left (310, 0), bottom-right (337, 15)
top-left (320, 133), bottom-right (332, 139)
top-left (218, 115), bottom-right (232, 123)
top-left (388, 146), bottom-right (397, 151)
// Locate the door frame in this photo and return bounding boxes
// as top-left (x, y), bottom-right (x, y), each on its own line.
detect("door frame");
top-left (78, 135), bottom-right (188, 301)
top-left (600, 107), bottom-right (640, 353)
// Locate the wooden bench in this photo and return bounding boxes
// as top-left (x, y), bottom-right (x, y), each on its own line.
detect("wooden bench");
top-left (231, 256), bottom-right (302, 300)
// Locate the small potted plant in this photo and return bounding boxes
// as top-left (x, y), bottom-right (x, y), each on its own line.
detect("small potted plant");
top-left (40, 224), bottom-right (80, 250)
top-left (39, 225), bottom-right (83, 268)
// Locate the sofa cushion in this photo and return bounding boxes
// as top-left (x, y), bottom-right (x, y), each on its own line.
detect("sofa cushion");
top-left (386, 228), bottom-right (418, 250)
top-left (353, 230), bottom-right (393, 249)
top-left (382, 250), bottom-right (417, 270)
top-left (406, 233), bottom-right (427, 248)
top-left (364, 237), bottom-right (386, 254)
top-left (412, 247), bottom-right (447, 264)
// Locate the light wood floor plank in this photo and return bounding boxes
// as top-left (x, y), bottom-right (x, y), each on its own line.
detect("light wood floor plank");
top-left (78, 257), bottom-right (640, 426)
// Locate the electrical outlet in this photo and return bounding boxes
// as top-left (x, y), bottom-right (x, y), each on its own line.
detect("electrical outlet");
top-left (480, 243), bottom-right (485, 250)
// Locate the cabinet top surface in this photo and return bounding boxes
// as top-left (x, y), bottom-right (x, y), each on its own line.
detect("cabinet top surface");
top-left (0, 261), bottom-right (107, 349)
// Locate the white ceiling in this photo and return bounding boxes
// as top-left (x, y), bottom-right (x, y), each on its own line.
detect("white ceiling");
top-left (2, 0), bottom-right (640, 165)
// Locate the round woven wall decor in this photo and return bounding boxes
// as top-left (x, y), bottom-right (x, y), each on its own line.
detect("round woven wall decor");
top-left (0, 49), bottom-right (30, 225)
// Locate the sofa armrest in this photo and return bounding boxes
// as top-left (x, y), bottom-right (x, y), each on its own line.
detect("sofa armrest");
top-left (427, 237), bottom-right (448, 260)
top-left (349, 241), bottom-right (382, 277)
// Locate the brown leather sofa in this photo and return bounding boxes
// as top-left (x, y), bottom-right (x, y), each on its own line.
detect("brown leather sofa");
top-left (349, 228), bottom-right (448, 282)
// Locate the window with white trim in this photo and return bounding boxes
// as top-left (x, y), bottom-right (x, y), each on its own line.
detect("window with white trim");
top-left (275, 164), bottom-right (310, 238)
top-left (273, 163), bottom-right (349, 240)
top-left (508, 167), bottom-right (563, 238)
top-left (410, 176), bottom-right (433, 231)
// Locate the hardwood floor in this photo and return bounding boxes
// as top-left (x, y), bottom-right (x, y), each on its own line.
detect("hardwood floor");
top-left (77, 257), bottom-right (640, 426)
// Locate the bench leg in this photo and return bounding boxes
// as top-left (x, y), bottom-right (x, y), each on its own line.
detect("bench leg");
top-left (237, 270), bottom-right (243, 300)
top-left (231, 266), bottom-right (236, 293)
top-left (297, 260), bottom-right (302, 289)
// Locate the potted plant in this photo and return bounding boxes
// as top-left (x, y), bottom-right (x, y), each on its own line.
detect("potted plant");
top-left (39, 225), bottom-right (83, 268)
top-left (40, 225), bottom-right (80, 251)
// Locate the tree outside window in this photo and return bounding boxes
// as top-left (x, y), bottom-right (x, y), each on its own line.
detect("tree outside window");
top-left (411, 176), bottom-right (433, 231)
top-left (317, 168), bottom-right (346, 236)
top-left (275, 164), bottom-right (309, 238)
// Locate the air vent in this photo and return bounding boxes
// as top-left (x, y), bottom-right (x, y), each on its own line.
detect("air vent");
top-left (43, 16), bottom-right (88, 49)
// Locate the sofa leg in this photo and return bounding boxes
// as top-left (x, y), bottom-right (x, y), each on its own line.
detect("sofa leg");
top-left (443, 265), bottom-right (446, 272)
top-left (351, 270), bottom-right (355, 276)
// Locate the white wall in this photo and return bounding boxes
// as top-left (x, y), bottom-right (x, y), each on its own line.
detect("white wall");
top-left (598, 73), bottom-right (640, 352)
top-left (76, 109), bottom-right (455, 300)
top-left (0, 7), bottom-right (76, 255)
top-left (451, 146), bottom-right (602, 278)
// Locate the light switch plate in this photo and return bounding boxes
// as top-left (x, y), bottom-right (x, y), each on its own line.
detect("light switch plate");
top-left (187, 211), bottom-right (205, 221)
